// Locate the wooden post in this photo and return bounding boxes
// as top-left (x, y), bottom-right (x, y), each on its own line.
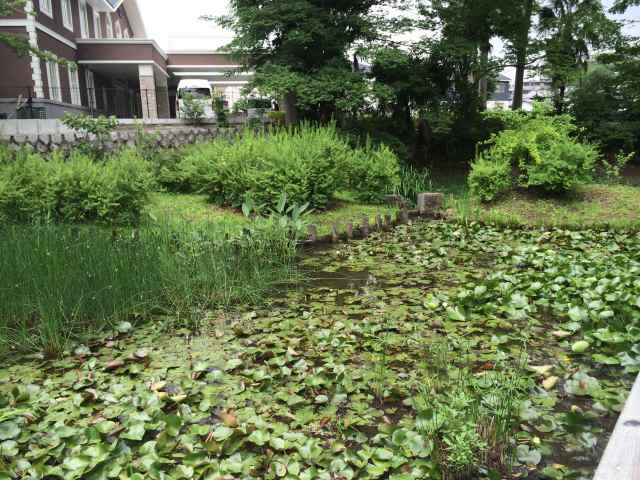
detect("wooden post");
top-left (346, 222), bottom-right (354, 240)
top-left (375, 214), bottom-right (383, 231)
top-left (331, 223), bottom-right (339, 243)
top-left (384, 214), bottom-right (392, 228)
top-left (307, 224), bottom-right (318, 242)
top-left (362, 216), bottom-right (370, 237)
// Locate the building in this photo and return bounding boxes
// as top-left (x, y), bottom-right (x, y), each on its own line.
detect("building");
top-left (0, 0), bottom-right (250, 119)
top-left (486, 74), bottom-right (512, 110)
top-left (522, 76), bottom-right (553, 111)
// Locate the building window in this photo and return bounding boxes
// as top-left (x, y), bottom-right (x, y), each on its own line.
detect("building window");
top-left (79, 0), bottom-right (89, 38)
top-left (85, 70), bottom-right (96, 110)
top-left (93, 12), bottom-right (102, 38)
top-left (68, 68), bottom-right (81, 105)
top-left (105, 14), bottom-right (113, 38)
top-left (39, 0), bottom-right (53, 17)
top-left (61, 0), bottom-right (74, 31)
top-left (46, 60), bottom-right (62, 102)
top-left (115, 21), bottom-right (122, 38)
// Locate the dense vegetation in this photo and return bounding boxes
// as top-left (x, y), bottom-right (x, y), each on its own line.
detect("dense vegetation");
top-left (215, 0), bottom-right (640, 166)
top-left (0, 220), bottom-right (298, 357)
top-left (469, 105), bottom-right (599, 202)
top-left (0, 149), bottom-right (153, 224)
top-left (1, 221), bottom-right (638, 478)
top-left (155, 124), bottom-right (400, 210)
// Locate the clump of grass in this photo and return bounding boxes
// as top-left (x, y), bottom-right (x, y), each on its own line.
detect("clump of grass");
top-left (0, 221), bottom-right (297, 357)
top-left (413, 339), bottom-right (532, 479)
top-left (394, 164), bottom-right (432, 206)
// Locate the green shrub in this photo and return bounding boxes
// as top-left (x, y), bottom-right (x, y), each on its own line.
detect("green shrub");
top-left (470, 104), bottom-right (598, 201)
top-left (468, 155), bottom-right (512, 202)
top-left (61, 113), bottom-right (118, 158)
top-left (169, 123), bottom-right (400, 209)
top-left (179, 92), bottom-right (206, 124)
top-left (347, 144), bottom-right (401, 203)
top-left (0, 149), bottom-right (153, 224)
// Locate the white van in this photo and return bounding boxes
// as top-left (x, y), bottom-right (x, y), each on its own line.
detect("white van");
top-left (176, 79), bottom-right (215, 119)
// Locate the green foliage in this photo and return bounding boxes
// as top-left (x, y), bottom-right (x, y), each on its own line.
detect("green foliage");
top-left (242, 192), bottom-right (310, 240)
top-left (61, 113), bottom-right (119, 158)
top-left (213, 94), bottom-right (228, 126)
top-left (215, 0), bottom-right (392, 120)
top-left (179, 92), bottom-right (206, 124)
top-left (0, 220), bottom-right (297, 355)
top-left (167, 124), bottom-right (400, 210)
top-left (602, 150), bottom-right (635, 183)
top-left (0, 149), bottom-right (153, 224)
top-left (570, 65), bottom-right (639, 152)
top-left (4, 222), bottom-right (637, 478)
top-left (468, 154), bottom-right (512, 202)
top-left (538, 0), bottom-right (620, 113)
top-left (394, 164), bottom-right (432, 207)
top-left (345, 144), bottom-right (401, 203)
top-left (266, 110), bottom-right (286, 125)
top-left (61, 113), bottom-right (118, 140)
top-left (470, 105), bottom-right (598, 201)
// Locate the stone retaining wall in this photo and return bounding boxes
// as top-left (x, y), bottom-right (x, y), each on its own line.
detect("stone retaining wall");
top-left (0, 125), bottom-right (244, 154)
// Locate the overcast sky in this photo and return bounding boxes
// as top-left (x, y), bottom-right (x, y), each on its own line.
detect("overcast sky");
top-left (138, 0), bottom-right (640, 58)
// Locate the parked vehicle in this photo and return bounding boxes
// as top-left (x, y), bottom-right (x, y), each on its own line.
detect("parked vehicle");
top-left (176, 79), bottom-right (215, 120)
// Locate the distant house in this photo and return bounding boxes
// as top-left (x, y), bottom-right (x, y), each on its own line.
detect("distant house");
top-left (522, 76), bottom-right (553, 111)
top-left (487, 74), bottom-right (512, 110)
top-left (0, 0), bottom-right (251, 119)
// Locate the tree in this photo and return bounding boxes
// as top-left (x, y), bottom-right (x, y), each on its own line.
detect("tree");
top-left (214, 0), bottom-right (397, 123)
top-left (610, 0), bottom-right (640, 12)
top-left (538, 0), bottom-right (620, 113)
top-left (500, 0), bottom-right (540, 110)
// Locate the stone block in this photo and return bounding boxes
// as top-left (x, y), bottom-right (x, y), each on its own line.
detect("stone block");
top-left (417, 193), bottom-right (444, 214)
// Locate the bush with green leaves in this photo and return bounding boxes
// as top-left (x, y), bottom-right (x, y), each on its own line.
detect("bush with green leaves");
top-left (171, 123), bottom-right (400, 210)
top-left (346, 144), bottom-right (401, 203)
top-left (470, 104), bottom-right (598, 202)
top-left (0, 148), bottom-right (153, 224)
top-left (61, 113), bottom-right (118, 158)
top-left (179, 92), bottom-right (206, 124)
top-left (468, 154), bottom-right (512, 203)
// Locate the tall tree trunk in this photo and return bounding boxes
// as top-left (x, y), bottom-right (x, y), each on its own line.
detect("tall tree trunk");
top-left (512, 58), bottom-right (526, 110)
top-left (552, 79), bottom-right (566, 114)
top-left (512, 0), bottom-right (534, 110)
top-left (478, 40), bottom-right (490, 111)
top-left (282, 91), bottom-right (299, 125)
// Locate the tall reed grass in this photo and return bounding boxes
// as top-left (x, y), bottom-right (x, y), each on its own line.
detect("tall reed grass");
top-left (0, 221), bottom-right (297, 357)
top-left (394, 164), bottom-right (432, 207)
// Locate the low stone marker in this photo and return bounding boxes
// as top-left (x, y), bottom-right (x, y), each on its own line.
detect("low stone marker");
top-left (417, 193), bottom-right (444, 215)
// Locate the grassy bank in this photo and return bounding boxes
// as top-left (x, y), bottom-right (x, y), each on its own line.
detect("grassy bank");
top-left (146, 191), bottom-right (398, 236)
top-left (0, 221), bottom-right (297, 357)
top-left (434, 180), bottom-right (640, 230)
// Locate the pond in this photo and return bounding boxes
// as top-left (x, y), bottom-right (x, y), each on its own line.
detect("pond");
top-left (1, 220), bottom-right (638, 479)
